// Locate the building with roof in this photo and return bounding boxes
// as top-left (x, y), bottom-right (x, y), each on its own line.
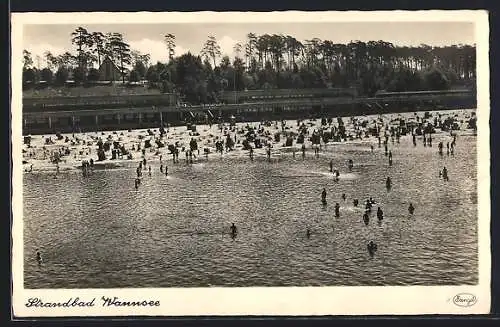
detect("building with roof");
top-left (98, 57), bottom-right (123, 81)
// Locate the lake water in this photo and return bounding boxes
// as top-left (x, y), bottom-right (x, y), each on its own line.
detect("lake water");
top-left (23, 121), bottom-right (478, 288)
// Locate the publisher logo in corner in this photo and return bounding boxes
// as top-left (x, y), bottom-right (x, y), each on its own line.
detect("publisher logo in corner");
top-left (452, 293), bottom-right (477, 307)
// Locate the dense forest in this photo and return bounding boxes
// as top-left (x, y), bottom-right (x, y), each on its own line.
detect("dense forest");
top-left (23, 27), bottom-right (476, 103)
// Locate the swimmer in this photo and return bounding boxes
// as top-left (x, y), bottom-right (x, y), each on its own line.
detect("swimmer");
top-left (365, 199), bottom-right (373, 209)
top-left (377, 207), bottom-right (384, 221)
top-left (230, 223), bottom-right (237, 235)
top-left (408, 203), bottom-right (415, 215)
top-left (36, 250), bottom-right (43, 264)
top-left (442, 167), bottom-right (449, 181)
top-left (386, 177), bottom-right (392, 189)
top-left (306, 228), bottom-right (311, 238)
top-left (341, 193), bottom-right (346, 201)
top-left (367, 241), bottom-right (378, 256)
top-left (353, 199), bottom-right (359, 207)
top-left (363, 212), bottom-right (369, 225)
top-left (160, 164), bottom-right (163, 173)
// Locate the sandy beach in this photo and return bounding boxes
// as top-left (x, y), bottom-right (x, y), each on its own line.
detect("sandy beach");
top-left (21, 109), bottom-right (476, 174)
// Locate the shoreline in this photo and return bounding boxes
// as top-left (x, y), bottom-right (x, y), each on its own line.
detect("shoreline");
top-left (21, 108), bottom-right (476, 174)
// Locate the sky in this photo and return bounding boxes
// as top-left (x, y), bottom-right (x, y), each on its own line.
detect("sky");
top-left (23, 22), bottom-right (475, 68)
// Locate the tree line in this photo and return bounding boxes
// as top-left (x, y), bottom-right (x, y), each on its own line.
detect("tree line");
top-left (23, 27), bottom-right (150, 86)
top-left (23, 28), bottom-right (476, 103)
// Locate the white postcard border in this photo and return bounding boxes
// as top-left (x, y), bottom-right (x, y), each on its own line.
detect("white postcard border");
top-left (11, 10), bottom-right (491, 317)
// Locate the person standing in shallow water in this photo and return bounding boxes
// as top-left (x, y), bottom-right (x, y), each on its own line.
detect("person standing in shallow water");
top-left (442, 167), bottom-right (448, 181)
top-left (36, 250), bottom-right (43, 265)
top-left (365, 199), bottom-right (372, 212)
top-left (408, 203), bottom-right (415, 215)
top-left (367, 241), bottom-right (377, 256)
top-left (321, 188), bottom-right (327, 203)
top-left (377, 207), bottom-right (384, 221)
top-left (230, 223), bottom-right (237, 238)
top-left (335, 203), bottom-right (340, 217)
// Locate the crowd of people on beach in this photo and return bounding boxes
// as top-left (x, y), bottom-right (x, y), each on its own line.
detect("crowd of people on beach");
top-left (26, 110), bottom-right (472, 264)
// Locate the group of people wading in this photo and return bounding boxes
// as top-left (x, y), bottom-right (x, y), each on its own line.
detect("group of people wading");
top-left (316, 126), bottom-right (456, 256)
top-left (31, 111), bottom-right (467, 267)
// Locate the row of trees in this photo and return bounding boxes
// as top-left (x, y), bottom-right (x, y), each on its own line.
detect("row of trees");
top-left (23, 27), bottom-right (151, 84)
top-left (238, 34), bottom-right (476, 79)
top-left (23, 28), bottom-right (476, 100)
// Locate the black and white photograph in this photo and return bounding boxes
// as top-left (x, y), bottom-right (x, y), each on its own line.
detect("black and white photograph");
top-left (11, 11), bottom-right (491, 316)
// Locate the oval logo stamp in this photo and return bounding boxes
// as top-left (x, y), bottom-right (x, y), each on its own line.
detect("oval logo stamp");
top-left (452, 293), bottom-right (477, 307)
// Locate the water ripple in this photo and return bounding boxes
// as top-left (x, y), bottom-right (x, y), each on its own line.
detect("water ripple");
top-left (24, 131), bottom-right (478, 288)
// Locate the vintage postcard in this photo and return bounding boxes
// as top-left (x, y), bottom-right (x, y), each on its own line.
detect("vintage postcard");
top-left (11, 10), bottom-right (490, 317)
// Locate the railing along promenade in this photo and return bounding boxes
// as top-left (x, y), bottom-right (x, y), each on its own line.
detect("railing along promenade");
top-left (23, 92), bottom-right (474, 119)
top-left (21, 88), bottom-right (475, 134)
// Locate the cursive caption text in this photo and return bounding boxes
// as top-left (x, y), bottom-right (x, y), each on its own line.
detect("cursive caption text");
top-left (25, 297), bottom-right (160, 308)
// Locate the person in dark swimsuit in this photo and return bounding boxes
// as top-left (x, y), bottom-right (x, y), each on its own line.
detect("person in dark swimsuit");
top-left (408, 203), bottom-right (415, 215)
top-left (377, 207), bottom-right (384, 221)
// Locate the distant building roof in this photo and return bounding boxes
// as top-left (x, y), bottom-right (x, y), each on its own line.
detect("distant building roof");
top-left (98, 56), bottom-right (124, 81)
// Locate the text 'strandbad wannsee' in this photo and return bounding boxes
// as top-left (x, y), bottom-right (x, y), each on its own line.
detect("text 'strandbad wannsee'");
top-left (25, 297), bottom-right (160, 308)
